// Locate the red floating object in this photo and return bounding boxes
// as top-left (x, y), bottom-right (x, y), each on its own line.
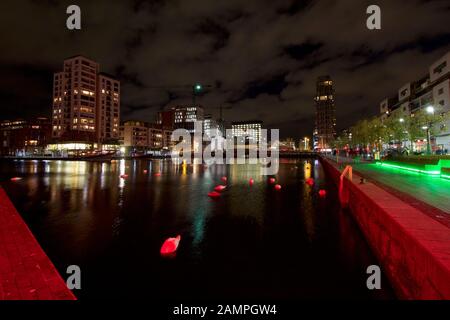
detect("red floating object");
top-left (208, 191), bottom-right (221, 198)
top-left (160, 235), bottom-right (181, 255)
top-left (10, 177), bottom-right (22, 181)
top-left (306, 178), bottom-right (314, 186)
top-left (221, 176), bottom-right (227, 182)
top-left (154, 172), bottom-right (161, 177)
top-left (120, 174), bottom-right (128, 179)
top-left (319, 189), bottom-right (327, 197)
top-left (143, 169), bottom-right (148, 174)
top-left (214, 185), bottom-right (226, 192)
top-left (249, 178), bottom-right (254, 186)
top-left (274, 184), bottom-right (282, 190)
top-left (269, 177), bottom-right (276, 184)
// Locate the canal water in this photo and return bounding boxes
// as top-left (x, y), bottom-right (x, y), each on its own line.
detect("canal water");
top-left (0, 159), bottom-right (394, 300)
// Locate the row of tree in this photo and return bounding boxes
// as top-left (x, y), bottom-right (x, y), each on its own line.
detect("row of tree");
top-left (334, 107), bottom-right (449, 152)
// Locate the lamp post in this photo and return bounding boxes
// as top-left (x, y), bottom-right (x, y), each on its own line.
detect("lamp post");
top-left (425, 106), bottom-right (435, 155)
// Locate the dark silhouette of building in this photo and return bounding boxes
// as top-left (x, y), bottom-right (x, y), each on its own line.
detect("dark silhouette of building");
top-left (313, 76), bottom-right (336, 150)
top-left (0, 117), bottom-right (52, 156)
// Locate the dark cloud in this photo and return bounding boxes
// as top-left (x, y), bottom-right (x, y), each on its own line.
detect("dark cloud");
top-left (0, 0), bottom-right (450, 139)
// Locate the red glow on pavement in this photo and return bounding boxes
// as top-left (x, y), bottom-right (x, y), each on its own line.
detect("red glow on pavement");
top-left (274, 184), bottom-right (282, 190)
top-left (306, 178), bottom-right (314, 186)
top-left (160, 235), bottom-right (181, 255)
top-left (10, 177), bottom-right (22, 181)
top-left (269, 178), bottom-right (276, 184)
top-left (319, 189), bottom-right (327, 197)
top-left (214, 185), bottom-right (226, 192)
top-left (208, 191), bottom-right (221, 198)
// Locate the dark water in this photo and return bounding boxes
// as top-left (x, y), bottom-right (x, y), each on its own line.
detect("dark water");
top-left (0, 158), bottom-right (394, 300)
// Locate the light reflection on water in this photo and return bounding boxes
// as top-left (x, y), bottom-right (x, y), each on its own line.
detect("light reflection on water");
top-left (0, 159), bottom-right (394, 300)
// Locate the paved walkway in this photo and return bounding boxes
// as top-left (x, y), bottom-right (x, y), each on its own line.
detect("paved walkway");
top-left (352, 163), bottom-right (450, 214)
top-left (0, 187), bottom-right (76, 300)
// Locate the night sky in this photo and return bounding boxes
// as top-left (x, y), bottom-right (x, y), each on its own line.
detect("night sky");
top-left (1, 0), bottom-right (449, 138)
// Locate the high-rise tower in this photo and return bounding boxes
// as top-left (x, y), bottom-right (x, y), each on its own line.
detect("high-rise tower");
top-left (313, 76), bottom-right (336, 150)
top-left (51, 55), bottom-right (120, 144)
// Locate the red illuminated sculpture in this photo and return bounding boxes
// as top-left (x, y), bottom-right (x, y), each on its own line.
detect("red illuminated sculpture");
top-left (208, 191), bottom-right (221, 198)
top-left (306, 178), bottom-right (314, 186)
top-left (269, 177), bottom-right (276, 184)
top-left (319, 189), bottom-right (327, 197)
top-left (160, 235), bottom-right (181, 255)
top-left (221, 176), bottom-right (227, 182)
top-left (214, 185), bottom-right (226, 192)
top-left (274, 184), bottom-right (282, 190)
top-left (249, 178), bottom-right (254, 186)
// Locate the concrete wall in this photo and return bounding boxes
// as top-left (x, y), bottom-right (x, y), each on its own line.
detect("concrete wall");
top-left (322, 159), bottom-right (450, 299)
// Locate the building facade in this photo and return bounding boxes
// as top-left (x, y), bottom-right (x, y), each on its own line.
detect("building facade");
top-left (313, 76), bottom-right (336, 151)
top-left (121, 120), bottom-right (173, 152)
top-left (231, 121), bottom-right (263, 144)
top-left (379, 50), bottom-right (450, 152)
top-left (0, 117), bottom-right (52, 156)
top-left (97, 73), bottom-right (120, 143)
top-left (173, 105), bottom-right (204, 133)
top-left (52, 55), bottom-right (120, 145)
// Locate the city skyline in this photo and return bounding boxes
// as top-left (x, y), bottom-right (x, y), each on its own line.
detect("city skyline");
top-left (1, 1), bottom-right (450, 139)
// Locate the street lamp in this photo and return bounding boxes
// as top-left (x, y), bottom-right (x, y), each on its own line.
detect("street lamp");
top-left (399, 118), bottom-right (404, 123)
top-left (192, 83), bottom-right (203, 105)
top-left (425, 105), bottom-right (435, 155)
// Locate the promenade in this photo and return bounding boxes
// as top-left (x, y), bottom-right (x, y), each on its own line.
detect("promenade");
top-left (321, 157), bottom-right (450, 299)
top-left (326, 155), bottom-right (450, 226)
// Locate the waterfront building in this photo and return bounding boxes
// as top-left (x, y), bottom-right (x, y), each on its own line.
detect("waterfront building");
top-left (174, 105), bottom-right (204, 133)
top-left (231, 121), bottom-right (263, 144)
top-left (120, 120), bottom-right (173, 153)
top-left (313, 76), bottom-right (336, 151)
top-left (51, 55), bottom-right (120, 147)
top-left (0, 117), bottom-right (52, 156)
top-left (379, 50), bottom-right (450, 152)
top-left (157, 109), bottom-right (175, 130)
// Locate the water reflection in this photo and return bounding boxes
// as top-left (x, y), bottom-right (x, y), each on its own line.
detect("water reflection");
top-left (0, 159), bottom-right (394, 300)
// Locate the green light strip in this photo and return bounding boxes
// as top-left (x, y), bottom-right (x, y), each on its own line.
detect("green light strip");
top-left (375, 162), bottom-right (441, 175)
top-left (441, 174), bottom-right (450, 180)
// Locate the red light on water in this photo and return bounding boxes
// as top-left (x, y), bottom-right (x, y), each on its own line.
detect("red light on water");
top-left (10, 177), bottom-right (22, 181)
top-left (269, 178), bottom-right (276, 184)
top-left (160, 235), bottom-right (181, 255)
top-left (214, 185), bottom-right (226, 192)
top-left (319, 189), bottom-right (327, 197)
top-left (208, 191), bottom-right (221, 198)
top-left (274, 184), bottom-right (282, 190)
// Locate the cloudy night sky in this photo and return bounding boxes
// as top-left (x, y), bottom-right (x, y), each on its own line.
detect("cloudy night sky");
top-left (0, 0), bottom-right (450, 138)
